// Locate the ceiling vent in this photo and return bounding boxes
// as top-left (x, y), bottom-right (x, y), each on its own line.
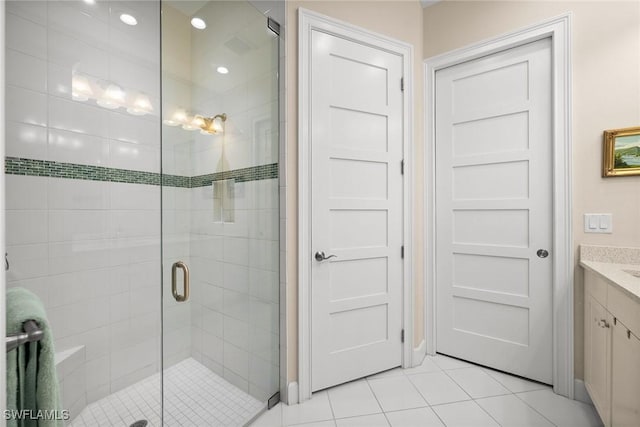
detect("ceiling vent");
top-left (224, 36), bottom-right (254, 56)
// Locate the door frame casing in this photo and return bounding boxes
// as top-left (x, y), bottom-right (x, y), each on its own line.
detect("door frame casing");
top-left (298, 8), bottom-right (415, 402)
top-left (424, 14), bottom-right (574, 397)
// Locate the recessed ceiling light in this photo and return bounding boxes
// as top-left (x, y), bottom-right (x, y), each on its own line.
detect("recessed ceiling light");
top-left (216, 66), bottom-right (229, 75)
top-left (191, 17), bottom-right (206, 30)
top-left (83, 0), bottom-right (96, 4)
top-left (120, 13), bottom-right (137, 26)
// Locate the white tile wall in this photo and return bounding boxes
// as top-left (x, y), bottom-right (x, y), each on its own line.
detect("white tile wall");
top-left (6, 12), bottom-right (47, 59)
top-left (6, 49), bottom-right (47, 92)
top-left (47, 2), bottom-right (109, 42)
top-left (224, 316), bottom-right (251, 350)
top-left (109, 57), bottom-right (160, 100)
top-left (48, 210), bottom-right (109, 242)
top-left (6, 210), bottom-right (48, 245)
top-left (189, 179), bottom-right (279, 401)
top-left (109, 111), bottom-right (160, 147)
top-left (110, 181), bottom-right (160, 210)
top-left (5, 0), bottom-right (163, 413)
top-left (49, 96), bottom-right (110, 138)
top-left (47, 269), bottom-right (110, 308)
top-left (223, 263), bottom-right (249, 294)
top-left (6, 0), bottom-right (280, 417)
top-left (181, 0), bottom-right (280, 403)
top-left (48, 128), bottom-right (110, 166)
top-left (56, 346), bottom-right (87, 424)
top-left (48, 30), bottom-right (109, 79)
top-left (6, 243), bottom-right (49, 281)
top-left (6, 0), bottom-right (48, 25)
top-left (47, 62), bottom-right (72, 98)
top-left (7, 86), bottom-right (48, 127)
top-left (5, 121), bottom-right (48, 159)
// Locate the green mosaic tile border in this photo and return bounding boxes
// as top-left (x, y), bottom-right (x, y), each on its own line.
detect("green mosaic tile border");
top-left (5, 157), bottom-right (278, 188)
top-left (191, 163), bottom-right (279, 187)
top-left (163, 174), bottom-right (191, 188)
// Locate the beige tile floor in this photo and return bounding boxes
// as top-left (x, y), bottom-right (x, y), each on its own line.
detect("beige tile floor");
top-left (251, 354), bottom-right (603, 427)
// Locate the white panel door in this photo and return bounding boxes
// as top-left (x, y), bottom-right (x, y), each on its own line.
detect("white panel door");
top-left (435, 38), bottom-right (553, 383)
top-left (310, 30), bottom-right (404, 392)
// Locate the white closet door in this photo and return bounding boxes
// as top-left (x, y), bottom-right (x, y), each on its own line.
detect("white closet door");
top-left (310, 30), bottom-right (404, 391)
top-left (435, 38), bottom-right (553, 384)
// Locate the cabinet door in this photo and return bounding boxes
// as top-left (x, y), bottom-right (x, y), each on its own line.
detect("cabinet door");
top-left (611, 320), bottom-right (640, 426)
top-left (585, 295), bottom-right (611, 425)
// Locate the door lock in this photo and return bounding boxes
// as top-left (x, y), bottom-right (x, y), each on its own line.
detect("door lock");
top-left (536, 249), bottom-right (549, 258)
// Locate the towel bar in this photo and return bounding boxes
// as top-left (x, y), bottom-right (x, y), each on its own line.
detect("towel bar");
top-left (6, 320), bottom-right (44, 352)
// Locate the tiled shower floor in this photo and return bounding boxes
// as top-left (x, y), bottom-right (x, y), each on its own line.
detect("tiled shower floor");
top-left (70, 358), bottom-right (265, 427)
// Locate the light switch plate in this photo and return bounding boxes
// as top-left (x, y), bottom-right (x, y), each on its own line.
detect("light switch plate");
top-left (584, 213), bottom-right (613, 233)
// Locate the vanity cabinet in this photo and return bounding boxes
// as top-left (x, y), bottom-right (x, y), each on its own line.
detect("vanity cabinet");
top-left (584, 288), bottom-right (612, 425)
top-left (584, 270), bottom-right (640, 427)
top-left (611, 318), bottom-right (640, 426)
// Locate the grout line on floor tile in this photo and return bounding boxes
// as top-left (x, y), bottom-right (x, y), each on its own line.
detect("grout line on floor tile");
top-left (511, 391), bottom-right (561, 427)
top-left (324, 389), bottom-right (338, 422)
top-left (481, 365), bottom-right (551, 393)
top-left (472, 397), bottom-right (507, 427)
top-left (364, 377), bottom-right (388, 418)
top-left (401, 368), bottom-right (435, 409)
top-left (439, 365), bottom-right (475, 402)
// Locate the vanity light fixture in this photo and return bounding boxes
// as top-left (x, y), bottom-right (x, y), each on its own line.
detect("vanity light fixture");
top-left (162, 109), bottom-right (227, 134)
top-left (127, 92), bottom-right (153, 116)
top-left (191, 17), bottom-right (206, 30)
top-left (97, 83), bottom-right (125, 109)
top-left (163, 108), bottom-right (188, 126)
top-left (71, 74), bottom-right (93, 101)
top-left (182, 115), bottom-right (205, 131)
top-left (69, 73), bottom-right (155, 116)
top-left (200, 113), bottom-right (227, 135)
top-left (120, 13), bottom-right (137, 26)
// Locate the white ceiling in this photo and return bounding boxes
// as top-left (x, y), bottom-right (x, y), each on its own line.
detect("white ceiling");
top-left (168, 1), bottom-right (209, 17)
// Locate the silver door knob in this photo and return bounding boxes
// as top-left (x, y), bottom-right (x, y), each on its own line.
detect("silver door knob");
top-left (537, 249), bottom-right (549, 258)
top-left (315, 251), bottom-right (337, 262)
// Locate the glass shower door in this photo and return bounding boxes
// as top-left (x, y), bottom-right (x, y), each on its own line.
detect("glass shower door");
top-left (160, 1), bottom-right (280, 425)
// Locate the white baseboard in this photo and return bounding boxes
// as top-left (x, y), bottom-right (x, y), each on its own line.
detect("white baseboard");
top-left (574, 379), bottom-right (593, 405)
top-left (412, 339), bottom-right (426, 368)
top-left (287, 381), bottom-right (299, 405)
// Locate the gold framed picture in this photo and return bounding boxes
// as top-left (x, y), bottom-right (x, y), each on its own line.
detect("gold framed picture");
top-left (603, 126), bottom-right (640, 177)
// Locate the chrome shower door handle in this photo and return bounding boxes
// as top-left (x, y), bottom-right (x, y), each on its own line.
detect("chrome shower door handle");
top-left (171, 261), bottom-right (190, 302)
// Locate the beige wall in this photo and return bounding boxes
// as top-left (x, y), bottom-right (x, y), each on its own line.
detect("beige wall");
top-left (423, 0), bottom-right (640, 381)
top-left (285, 0), bottom-right (425, 384)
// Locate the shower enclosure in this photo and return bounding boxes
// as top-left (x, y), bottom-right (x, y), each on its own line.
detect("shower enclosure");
top-left (4, 0), bottom-right (280, 425)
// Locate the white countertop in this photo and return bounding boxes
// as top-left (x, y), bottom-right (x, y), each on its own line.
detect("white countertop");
top-left (580, 259), bottom-right (640, 303)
